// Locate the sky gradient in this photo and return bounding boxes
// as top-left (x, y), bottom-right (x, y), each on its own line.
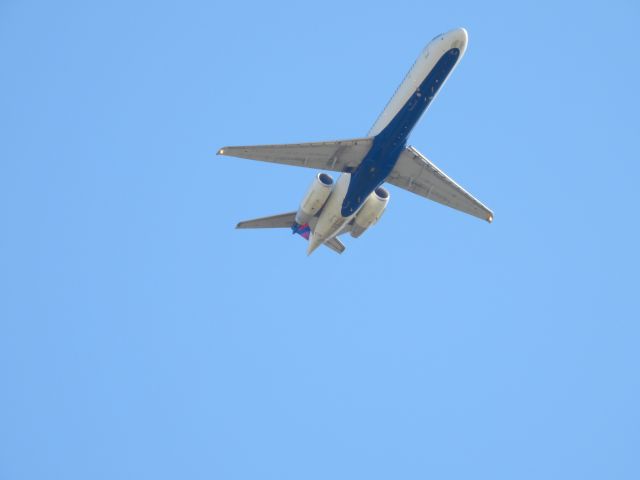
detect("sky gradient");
top-left (1, 1), bottom-right (639, 479)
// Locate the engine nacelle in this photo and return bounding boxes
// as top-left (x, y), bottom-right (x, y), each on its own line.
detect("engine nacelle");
top-left (295, 173), bottom-right (334, 225)
top-left (350, 186), bottom-right (389, 238)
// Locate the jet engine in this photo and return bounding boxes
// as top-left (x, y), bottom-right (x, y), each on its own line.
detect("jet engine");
top-left (295, 173), bottom-right (334, 225)
top-left (350, 186), bottom-right (389, 238)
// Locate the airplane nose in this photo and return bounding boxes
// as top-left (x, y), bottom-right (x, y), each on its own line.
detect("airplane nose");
top-left (439, 27), bottom-right (468, 53)
top-left (454, 27), bottom-right (468, 38)
top-left (447, 27), bottom-right (468, 45)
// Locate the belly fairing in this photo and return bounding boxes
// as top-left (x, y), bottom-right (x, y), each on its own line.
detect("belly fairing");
top-left (341, 47), bottom-right (461, 217)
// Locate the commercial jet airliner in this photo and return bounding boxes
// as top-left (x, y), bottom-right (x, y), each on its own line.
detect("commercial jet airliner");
top-left (218, 27), bottom-right (493, 255)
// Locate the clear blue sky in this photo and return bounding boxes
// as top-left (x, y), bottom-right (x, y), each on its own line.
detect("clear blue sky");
top-left (1, 1), bottom-right (639, 479)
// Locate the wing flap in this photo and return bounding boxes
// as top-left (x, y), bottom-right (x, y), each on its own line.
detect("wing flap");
top-left (387, 146), bottom-right (493, 222)
top-left (218, 138), bottom-right (373, 173)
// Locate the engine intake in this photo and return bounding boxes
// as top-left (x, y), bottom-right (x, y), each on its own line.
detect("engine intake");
top-left (350, 186), bottom-right (390, 238)
top-left (295, 173), bottom-right (334, 225)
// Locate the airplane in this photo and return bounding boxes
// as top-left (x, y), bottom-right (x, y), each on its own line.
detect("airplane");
top-left (218, 27), bottom-right (493, 255)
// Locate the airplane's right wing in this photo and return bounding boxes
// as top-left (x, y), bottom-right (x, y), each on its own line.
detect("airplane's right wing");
top-left (217, 138), bottom-right (373, 173)
top-left (387, 146), bottom-right (493, 222)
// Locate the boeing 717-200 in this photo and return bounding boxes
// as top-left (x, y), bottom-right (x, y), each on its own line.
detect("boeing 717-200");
top-left (218, 27), bottom-right (492, 255)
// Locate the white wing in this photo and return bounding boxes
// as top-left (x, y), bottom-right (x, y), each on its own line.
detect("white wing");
top-left (217, 138), bottom-right (373, 173)
top-left (387, 146), bottom-right (493, 222)
top-left (236, 212), bottom-right (297, 229)
top-left (324, 237), bottom-right (346, 254)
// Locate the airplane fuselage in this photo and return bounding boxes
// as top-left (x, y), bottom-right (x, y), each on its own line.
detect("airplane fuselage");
top-left (307, 29), bottom-right (468, 253)
top-left (221, 27), bottom-right (493, 255)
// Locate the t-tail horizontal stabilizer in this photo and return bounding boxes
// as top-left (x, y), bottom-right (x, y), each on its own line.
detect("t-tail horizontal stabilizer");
top-left (236, 212), bottom-right (297, 229)
top-left (235, 212), bottom-right (345, 254)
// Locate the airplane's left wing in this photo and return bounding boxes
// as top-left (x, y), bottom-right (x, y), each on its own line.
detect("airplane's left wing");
top-left (217, 138), bottom-right (373, 173)
top-left (387, 146), bottom-right (493, 222)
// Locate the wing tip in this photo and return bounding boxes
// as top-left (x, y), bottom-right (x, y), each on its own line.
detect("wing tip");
top-left (487, 213), bottom-right (494, 223)
top-left (217, 147), bottom-right (227, 156)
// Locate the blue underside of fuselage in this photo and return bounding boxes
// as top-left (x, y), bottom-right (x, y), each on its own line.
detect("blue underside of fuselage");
top-left (341, 47), bottom-right (461, 217)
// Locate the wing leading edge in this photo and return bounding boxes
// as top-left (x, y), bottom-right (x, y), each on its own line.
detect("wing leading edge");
top-left (387, 146), bottom-right (493, 222)
top-left (218, 138), bottom-right (373, 173)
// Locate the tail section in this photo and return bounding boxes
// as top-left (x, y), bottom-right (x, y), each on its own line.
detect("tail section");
top-left (325, 236), bottom-right (346, 254)
top-left (235, 212), bottom-right (345, 254)
top-left (236, 212), bottom-right (297, 229)
top-left (291, 222), bottom-right (311, 240)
